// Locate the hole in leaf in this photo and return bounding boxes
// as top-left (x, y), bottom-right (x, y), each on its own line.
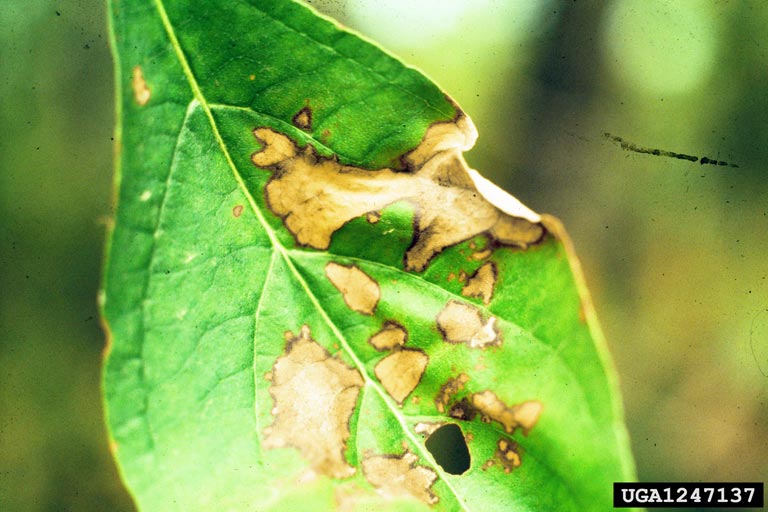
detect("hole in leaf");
top-left (424, 423), bottom-right (470, 475)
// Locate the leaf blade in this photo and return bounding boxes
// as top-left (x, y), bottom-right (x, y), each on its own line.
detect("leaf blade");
top-left (103, 1), bottom-right (637, 510)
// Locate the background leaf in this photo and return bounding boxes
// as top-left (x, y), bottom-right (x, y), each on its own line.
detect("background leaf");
top-left (102, 1), bottom-right (634, 510)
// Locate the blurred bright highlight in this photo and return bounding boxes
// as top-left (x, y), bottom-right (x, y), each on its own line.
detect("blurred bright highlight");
top-left (603, 0), bottom-right (718, 95)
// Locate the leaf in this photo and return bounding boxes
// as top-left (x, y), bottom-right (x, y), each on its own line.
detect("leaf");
top-left (101, 1), bottom-right (637, 510)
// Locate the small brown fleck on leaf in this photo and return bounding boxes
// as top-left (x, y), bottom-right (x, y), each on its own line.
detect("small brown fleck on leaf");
top-left (131, 65), bottom-right (151, 106)
top-left (292, 106), bottom-right (313, 132)
top-left (368, 321), bottom-right (407, 351)
top-left (362, 450), bottom-right (438, 505)
top-left (249, 74), bottom-right (256, 80)
top-left (497, 438), bottom-right (522, 473)
top-left (437, 300), bottom-right (501, 348)
top-left (435, 373), bottom-right (469, 413)
top-left (447, 272), bottom-right (456, 282)
top-left (461, 262), bottom-right (497, 305)
top-left (448, 397), bottom-right (477, 421)
top-left (471, 249), bottom-right (493, 260)
top-left (325, 262), bottom-right (380, 315)
top-left (366, 211), bottom-right (381, 224)
top-left (374, 349), bottom-right (428, 404)
top-left (232, 204), bottom-right (244, 217)
top-left (471, 390), bottom-right (542, 435)
top-left (263, 325), bottom-right (364, 479)
top-left (250, 114), bottom-right (545, 272)
top-left (482, 459), bottom-right (495, 471)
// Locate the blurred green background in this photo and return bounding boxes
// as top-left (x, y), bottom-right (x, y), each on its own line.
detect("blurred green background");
top-left (1, 0), bottom-right (766, 510)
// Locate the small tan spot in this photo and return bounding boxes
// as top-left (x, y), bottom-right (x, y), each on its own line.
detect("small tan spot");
top-left (232, 204), bottom-right (244, 217)
top-left (458, 270), bottom-right (468, 283)
top-left (368, 321), bottom-right (407, 351)
top-left (435, 373), bottom-right (469, 413)
top-left (374, 349), bottom-right (428, 404)
top-left (482, 459), bottom-right (496, 471)
top-left (471, 249), bottom-right (493, 260)
top-left (325, 262), bottom-right (380, 315)
top-left (249, 74), bottom-right (256, 80)
top-left (471, 391), bottom-right (542, 435)
top-left (292, 106), bottom-right (312, 132)
top-left (131, 65), bottom-right (151, 106)
top-left (436, 300), bottom-right (501, 348)
top-left (362, 450), bottom-right (438, 505)
top-left (447, 272), bottom-right (456, 282)
top-left (414, 422), bottom-right (444, 437)
top-left (263, 325), bottom-right (364, 479)
top-left (366, 211), bottom-right (381, 224)
top-left (497, 438), bottom-right (522, 473)
top-left (461, 262), bottom-right (497, 305)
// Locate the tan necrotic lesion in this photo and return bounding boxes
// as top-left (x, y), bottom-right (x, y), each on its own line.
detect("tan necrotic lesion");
top-left (361, 450), bottom-right (438, 505)
top-left (324, 262), bottom-right (380, 315)
top-left (251, 111), bottom-right (544, 272)
top-left (263, 325), bottom-right (363, 479)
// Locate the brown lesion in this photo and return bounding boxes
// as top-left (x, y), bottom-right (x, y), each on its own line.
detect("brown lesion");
top-left (496, 438), bottom-right (522, 473)
top-left (435, 373), bottom-right (469, 413)
top-left (361, 450), bottom-right (438, 505)
top-left (325, 262), bottom-right (380, 315)
top-left (263, 325), bottom-right (364, 479)
top-left (461, 262), bottom-right (497, 305)
top-left (471, 390), bottom-right (542, 436)
top-left (131, 65), bottom-right (151, 106)
top-left (436, 300), bottom-right (501, 349)
top-left (251, 111), bottom-right (545, 272)
top-left (292, 106), bottom-right (313, 132)
top-left (374, 349), bottom-right (429, 405)
top-left (368, 321), bottom-right (407, 351)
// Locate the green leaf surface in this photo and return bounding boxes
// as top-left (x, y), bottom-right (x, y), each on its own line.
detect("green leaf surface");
top-left (102, 1), bottom-right (637, 510)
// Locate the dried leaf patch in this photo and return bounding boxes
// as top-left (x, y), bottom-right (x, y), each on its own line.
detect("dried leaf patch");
top-left (325, 262), bottom-right (380, 315)
top-left (471, 390), bottom-right (542, 435)
top-left (461, 262), bottom-right (497, 305)
top-left (263, 325), bottom-right (364, 479)
top-left (437, 300), bottom-right (501, 348)
top-left (435, 373), bottom-right (470, 413)
top-left (251, 116), bottom-right (544, 271)
top-left (374, 349), bottom-right (428, 404)
top-left (368, 321), bottom-right (408, 351)
top-left (362, 450), bottom-right (438, 505)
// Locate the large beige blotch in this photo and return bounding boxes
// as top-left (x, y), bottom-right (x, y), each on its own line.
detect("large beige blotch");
top-left (362, 450), bottom-right (438, 505)
top-left (436, 300), bottom-right (501, 348)
top-left (263, 325), bottom-right (364, 479)
top-left (325, 262), bottom-right (380, 315)
top-left (252, 113), bottom-right (544, 272)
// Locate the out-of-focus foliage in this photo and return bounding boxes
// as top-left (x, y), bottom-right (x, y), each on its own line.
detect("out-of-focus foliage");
top-left (1, 0), bottom-right (765, 510)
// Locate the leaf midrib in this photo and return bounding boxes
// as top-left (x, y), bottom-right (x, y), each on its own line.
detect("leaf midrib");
top-left (151, 0), bottom-right (470, 508)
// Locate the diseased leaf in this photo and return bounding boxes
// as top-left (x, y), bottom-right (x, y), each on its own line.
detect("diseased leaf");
top-left (101, 1), bottom-right (637, 510)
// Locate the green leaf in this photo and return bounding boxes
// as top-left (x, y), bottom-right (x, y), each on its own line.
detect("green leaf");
top-left (101, 1), bottom-right (637, 510)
